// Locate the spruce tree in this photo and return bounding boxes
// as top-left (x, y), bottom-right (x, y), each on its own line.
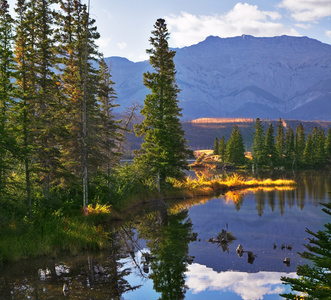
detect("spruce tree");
top-left (213, 137), bottom-right (219, 155)
top-left (284, 126), bottom-right (295, 167)
top-left (134, 18), bottom-right (192, 188)
top-left (325, 128), bottom-right (331, 163)
top-left (226, 125), bottom-right (246, 165)
top-left (0, 0), bottom-right (16, 195)
top-left (303, 133), bottom-right (313, 167)
top-left (252, 118), bottom-right (265, 168)
top-left (311, 127), bottom-right (325, 167)
top-left (281, 203), bottom-right (331, 299)
top-left (295, 123), bottom-right (305, 167)
top-left (276, 118), bottom-right (285, 166)
top-left (263, 123), bottom-right (277, 168)
top-left (218, 136), bottom-right (226, 163)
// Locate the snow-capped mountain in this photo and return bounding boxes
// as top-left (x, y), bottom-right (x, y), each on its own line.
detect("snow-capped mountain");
top-left (106, 35), bottom-right (331, 121)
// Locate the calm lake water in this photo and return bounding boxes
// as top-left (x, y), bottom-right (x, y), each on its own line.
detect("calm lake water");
top-left (0, 171), bottom-right (330, 300)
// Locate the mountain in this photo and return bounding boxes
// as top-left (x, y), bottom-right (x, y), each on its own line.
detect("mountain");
top-left (106, 35), bottom-right (331, 121)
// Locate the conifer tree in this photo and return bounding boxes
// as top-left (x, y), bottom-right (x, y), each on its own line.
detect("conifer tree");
top-left (311, 127), bottom-right (325, 167)
top-left (14, 0), bottom-right (38, 210)
top-left (281, 203), bottom-right (331, 299)
top-left (263, 123), bottom-right (277, 168)
top-left (135, 18), bottom-right (192, 188)
top-left (325, 128), bottom-right (331, 163)
top-left (213, 137), bottom-right (219, 155)
top-left (295, 123), bottom-right (305, 167)
top-left (252, 118), bottom-right (265, 168)
top-left (0, 0), bottom-right (16, 195)
top-left (284, 126), bottom-right (295, 167)
top-left (303, 133), bottom-right (313, 167)
top-left (226, 125), bottom-right (246, 165)
top-left (276, 118), bottom-right (285, 166)
top-left (96, 56), bottom-right (123, 200)
top-left (218, 136), bottom-right (226, 163)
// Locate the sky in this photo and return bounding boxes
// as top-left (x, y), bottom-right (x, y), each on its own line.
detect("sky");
top-left (7, 0), bottom-right (331, 62)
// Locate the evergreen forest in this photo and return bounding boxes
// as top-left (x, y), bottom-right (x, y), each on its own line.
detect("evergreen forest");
top-left (213, 118), bottom-right (331, 169)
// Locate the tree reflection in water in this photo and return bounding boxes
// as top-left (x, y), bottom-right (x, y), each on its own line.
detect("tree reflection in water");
top-left (137, 204), bottom-right (194, 300)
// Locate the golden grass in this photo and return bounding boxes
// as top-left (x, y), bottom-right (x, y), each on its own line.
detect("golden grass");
top-left (87, 203), bottom-right (112, 215)
top-left (170, 174), bottom-right (296, 198)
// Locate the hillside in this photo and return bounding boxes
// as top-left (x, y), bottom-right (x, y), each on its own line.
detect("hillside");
top-left (107, 35), bottom-right (331, 121)
top-left (122, 118), bottom-right (331, 156)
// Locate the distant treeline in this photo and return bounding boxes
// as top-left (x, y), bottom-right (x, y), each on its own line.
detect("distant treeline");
top-left (213, 118), bottom-right (331, 169)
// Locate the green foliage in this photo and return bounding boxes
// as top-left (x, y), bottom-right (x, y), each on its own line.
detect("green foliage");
top-left (264, 123), bottom-right (278, 167)
top-left (218, 136), bottom-right (227, 162)
top-left (252, 118), bottom-right (265, 168)
top-left (276, 118), bottom-right (285, 166)
top-left (213, 137), bottom-right (219, 155)
top-left (295, 123), bottom-right (306, 167)
top-left (134, 18), bottom-right (193, 188)
top-left (284, 126), bottom-right (295, 167)
top-left (226, 125), bottom-right (246, 165)
top-left (281, 203), bottom-right (331, 299)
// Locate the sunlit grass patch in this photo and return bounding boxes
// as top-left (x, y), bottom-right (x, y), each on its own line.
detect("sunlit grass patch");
top-left (87, 203), bottom-right (112, 214)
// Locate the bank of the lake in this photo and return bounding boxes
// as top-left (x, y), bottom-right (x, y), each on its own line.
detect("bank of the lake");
top-left (0, 174), bottom-right (296, 264)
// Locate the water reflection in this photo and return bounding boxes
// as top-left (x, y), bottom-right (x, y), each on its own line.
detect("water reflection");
top-left (0, 171), bottom-right (330, 300)
top-left (137, 207), bottom-right (194, 300)
top-left (186, 264), bottom-right (297, 300)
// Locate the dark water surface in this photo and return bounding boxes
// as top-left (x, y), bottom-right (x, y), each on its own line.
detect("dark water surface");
top-left (0, 171), bottom-right (330, 300)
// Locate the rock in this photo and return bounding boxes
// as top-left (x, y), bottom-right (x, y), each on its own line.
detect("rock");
top-left (283, 257), bottom-right (290, 266)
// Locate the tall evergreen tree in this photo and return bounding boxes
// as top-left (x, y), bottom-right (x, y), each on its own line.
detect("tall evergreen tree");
top-left (213, 137), bottom-right (219, 155)
top-left (0, 0), bottom-right (16, 195)
top-left (95, 56), bottom-right (123, 200)
top-left (252, 118), bottom-right (265, 168)
top-left (134, 18), bottom-right (192, 188)
top-left (218, 136), bottom-right (226, 163)
top-left (226, 125), bottom-right (246, 165)
top-left (281, 203), bottom-right (331, 299)
top-left (263, 123), bottom-right (277, 168)
top-left (276, 118), bottom-right (285, 166)
top-left (295, 123), bottom-right (305, 167)
top-left (14, 0), bottom-right (38, 210)
top-left (303, 133), bottom-right (313, 167)
top-left (284, 126), bottom-right (295, 167)
top-left (325, 128), bottom-right (331, 163)
top-left (311, 127), bottom-right (325, 167)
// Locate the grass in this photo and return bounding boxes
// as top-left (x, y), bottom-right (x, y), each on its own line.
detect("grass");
top-left (0, 173), bottom-right (296, 264)
top-left (168, 174), bottom-right (296, 199)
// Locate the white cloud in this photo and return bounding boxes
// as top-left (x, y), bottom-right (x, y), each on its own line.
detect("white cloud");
top-left (295, 23), bottom-right (312, 29)
top-left (166, 3), bottom-right (299, 48)
top-left (279, 0), bottom-right (331, 22)
top-left (326, 30), bottom-right (331, 39)
top-left (96, 37), bottom-right (111, 48)
top-left (117, 42), bottom-right (127, 50)
top-left (186, 264), bottom-right (297, 300)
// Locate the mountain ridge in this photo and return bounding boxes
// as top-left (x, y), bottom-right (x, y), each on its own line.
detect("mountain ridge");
top-left (106, 35), bottom-right (331, 121)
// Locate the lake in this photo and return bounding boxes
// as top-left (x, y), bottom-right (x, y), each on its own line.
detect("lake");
top-left (0, 171), bottom-right (330, 300)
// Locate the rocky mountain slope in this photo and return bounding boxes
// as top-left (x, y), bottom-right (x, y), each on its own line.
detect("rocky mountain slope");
top-left (106, 35), bottom-right (331, 121)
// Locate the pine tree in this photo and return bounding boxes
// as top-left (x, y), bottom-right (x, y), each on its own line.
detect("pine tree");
top-left (303, 133), bottom-right (313, 167)
top-left (226, 125), bottom-right (246, 165)
top-left (284, 126), bottom-right (295, 167)
top-left (213, 137), bottom-right (219, 155)
top-left (252, 118), bottom-right (265, 168)
top-left (134, 18), bottom-right (192, 188)
top-left (295, 123), bottom-right (305, 167)
top-left (0, 0), bottom-right (16, 195)
top-left (14, 0), bottom-right (38, 210)
top-left (263, 123), bottom-right (277, 168)
top-left (218, 136), bottom-right (226, 163)
top-left (95, 56), bottom-right (123, 200)
top-left (311, 127), bottom-right (325, 167)
top-left (281, 203), bottom-right (331, 299)
top-left (325, 128), bottom-right (331, 163)
top-left (276, 118), bottom-right (285, 166)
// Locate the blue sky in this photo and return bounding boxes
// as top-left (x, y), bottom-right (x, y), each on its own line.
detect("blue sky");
top-left (7, 0), bottom-right (331, 61)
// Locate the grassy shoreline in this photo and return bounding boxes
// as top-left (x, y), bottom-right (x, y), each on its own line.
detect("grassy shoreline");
top-left (0, 175), bottom-right (296, 264)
